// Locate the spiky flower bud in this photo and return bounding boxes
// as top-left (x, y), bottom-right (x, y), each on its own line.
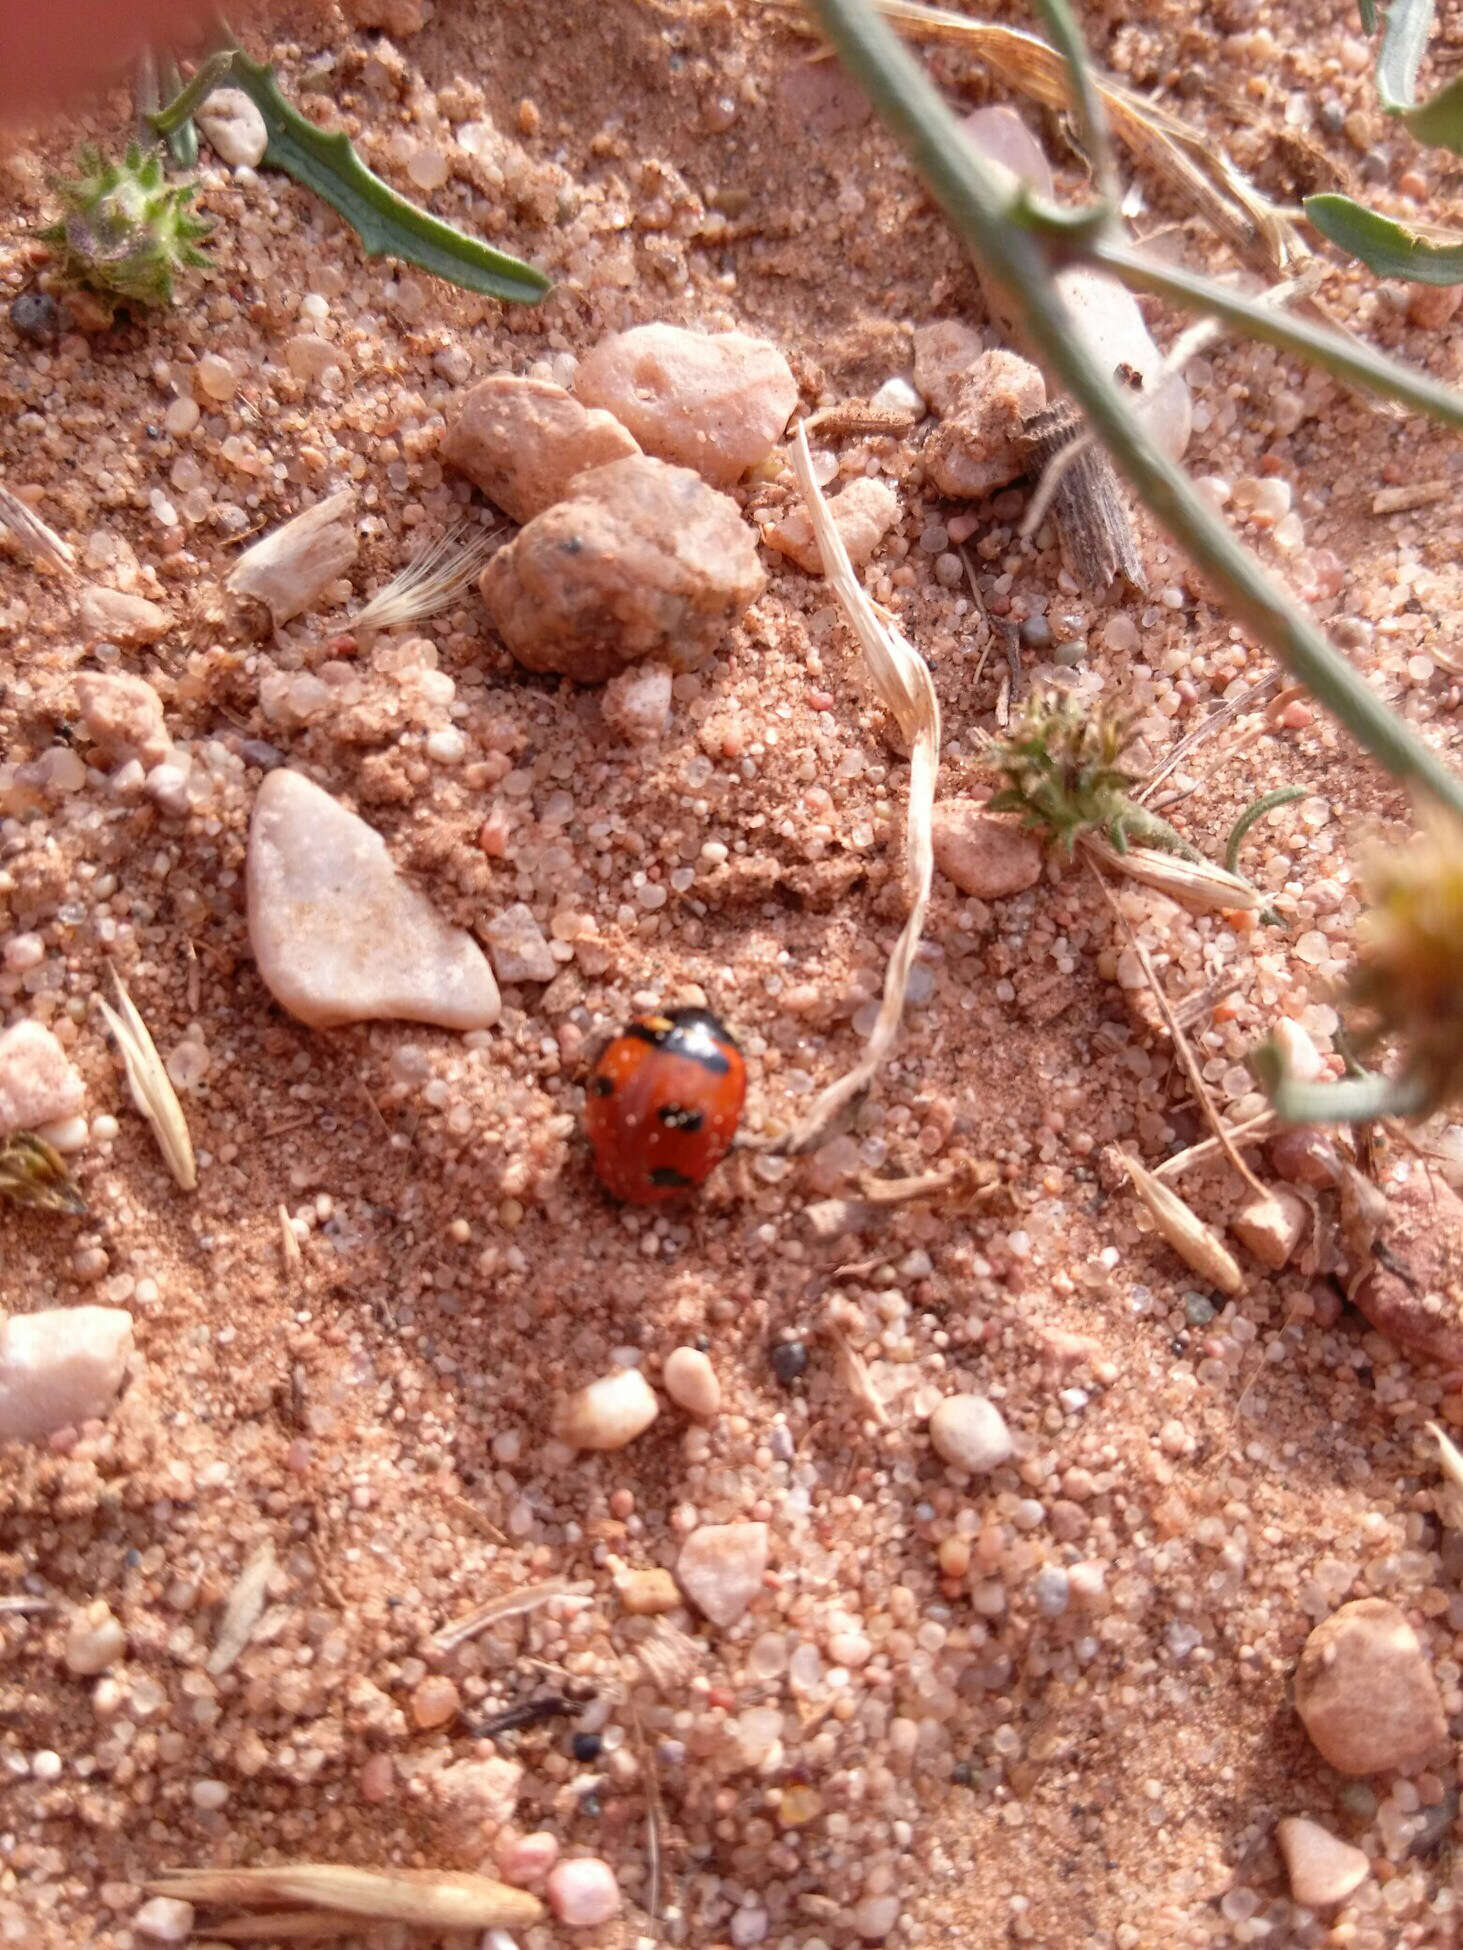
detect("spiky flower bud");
top-left (988, 690), bottom-right (1141, 853)
top-left (39, 144), bottom-right (211, 312)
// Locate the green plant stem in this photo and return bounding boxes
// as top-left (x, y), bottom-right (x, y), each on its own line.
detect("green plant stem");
top-left (150, 50), bottom-right (233, 136)
top-left (1263, 1069), bottom-right (1428, 1123)
top-left (1225, 784), bottom-right (1307, 873)
top-left (1028, 0), bottom-right (1116, 209)
top-left (810, 0), bottom-right (1463, 825)
top-left (1112, 800), bottom-right (1206, 862)
top-left (1092, 236), bottom-right (1463, 429)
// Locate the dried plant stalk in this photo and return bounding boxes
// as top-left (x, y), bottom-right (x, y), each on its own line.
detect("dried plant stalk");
top-left (427, 1578), bottom-right (586, 1658)
top-left (97, 967), bottom-right (197, 1191)
top-left (1020, 400), bottom-right (1145, 593)
top-left (0, 480), bottom-right (75, 575)
top-left (208, 1540), bottom-right (276, 1677)
top-left (1152, 1110), bottom-right (1276, 1181)
top-left (349, 522), bottom-right (501, 636)
top-left (782, 422), bottom-right (941, 1153)
top-left (146, 1865), bottom-right (543, 1932)
top-left (1115, 1149), bottom-right (1244, 1295)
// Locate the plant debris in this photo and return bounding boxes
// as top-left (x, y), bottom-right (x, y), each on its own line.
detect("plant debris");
top-left (0, 1132), bottom-right (87, 1216)
top-left (1114, 1148), bottom-right (1244, 1295)
top-left (1019, 398), bottom-right (1145, 593)
top-left (207, 1540), bottom-right (276, 1677)
top-left (0, 480), bottom-right (75, 575)
top-left (426, 1579), bottom-right (589, 1658)
top-left (96, 966), bottom-right (198, 1192)
top-left (146, 1865), bottom-right (543, 1932)
top-left (348, 522), bottom-right (502, 637)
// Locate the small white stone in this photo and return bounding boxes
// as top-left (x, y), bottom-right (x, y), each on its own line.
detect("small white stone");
top-left (870, 375), bottom-right (925, 417)
top-left (546, 1856), bottom-right (621, 1927)
top-left (246, 770), bottom-right (500, 1031)
top-left (762, 476), bottom-right (901, 575)
top-left (196, 87), bottom-right (269, 169)
top-left (64, 1599), bottom-right (127, 1675)
top-left (134, 1896), bottom-right (195, 1943)
top-left (663, 1346), bottom-right (720, 1419)
top-left (602, 661), bottom-right (674, 745)
top-left (554, 1368), bottom-right (659, 1450)
top-left (1232, 1185), bottom-right (1308, 1271)
top-left (73, 671), bottom-right (172, 768)
top-left (852, 1893), bottom-right (901, 1940)
top-left (929, 1394), bottom-right (1012, 1473)
top-left (676, 1521), bottom-right (768, 1628)
top-left (0, 1020), bottom-right (86, 1134)
top-left (76, 584), bottom-right (170, 645)
top-left (0, 1308), bottom-right (133, 1444)
top-left (189, 1778), bottom-right (230, 1811)
top-left (1275, 1816), bottom-right (1370, 1909)
top-left (4, 934), bottom-right (45, 973)
top-left (484, 903), bottom-right (557, 985)
top-left (1271, 1017), bottom-right (1324, 1082)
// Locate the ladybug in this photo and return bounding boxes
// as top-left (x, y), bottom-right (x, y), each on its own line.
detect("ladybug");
top-left (584, 1007), bottom-right (747, 1205)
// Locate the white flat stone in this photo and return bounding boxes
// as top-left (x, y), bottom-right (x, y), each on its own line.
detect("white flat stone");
top-left (246, 770), bottom-right (500, 1031)
top-left (677, 1521), bottom-right (768, 1628)
top-left (0, 1306), bottom-right (133, 1443)
top-left (0, 1021), bottom-right (86, 1134)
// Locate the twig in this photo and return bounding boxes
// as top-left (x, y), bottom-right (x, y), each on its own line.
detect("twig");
top-left (1152, 1110), bottom-right (1277, 1180)
top-left (1136, 674), bottom-right (1284, 803)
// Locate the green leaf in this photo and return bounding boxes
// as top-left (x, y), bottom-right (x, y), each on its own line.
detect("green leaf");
top-left (224, 50), bottom-right (550, 304)
top-left (1402, 73), bottom-right (1463, 153)
top-left (1305, 191), bottom-right (1463, 283)
top-left (1360, 0), bottom-right (1378, 31)
top-left (1376, 0), bottom-right (1434, 110)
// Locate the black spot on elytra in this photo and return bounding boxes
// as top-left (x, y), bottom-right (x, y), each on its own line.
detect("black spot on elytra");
top-left (650, 1166), bottom-right (694, 1189)
top-left (658, 1103), bottom-right (704, 1132)
top-left (591, 1075), bottom-right (614, 1097)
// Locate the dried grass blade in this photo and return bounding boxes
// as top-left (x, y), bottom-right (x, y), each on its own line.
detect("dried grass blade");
top-left (1079, 832), bottom-right (1260, 913)
top-left (1116, 1149), bottom-right (1244, 1294)
top-left (781, 422), bottom-right (940, 1153)
top-left (145, 1866), bottom-right (543, 1931)
top-left (97, 967), bottom-right (197, 1191)
top-left (0, 481), bottom-right (75, 575)
top-left (207, 1540), bottom-right (276, 1677)
top-left (1152, 1110), bottom-right (1276, 1180)
top-left (427, 1578), bottom-right (586, 1657)
top-left (349, 522), bottom-right (502, 637)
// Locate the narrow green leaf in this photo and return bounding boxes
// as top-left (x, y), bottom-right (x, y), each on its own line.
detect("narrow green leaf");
top-left (1305, 191), bottom-right (1463, 283)
top-left (224, 50), bottom-right (550, 304)
top-left (1376, 0), bottom-right (1434, 110)
top-left (1403, 73), bottom-right (1463, 153)
top-left (158, 55), bottom-right (200, 169)
top-left (1360, 0), bottom-right (1378, 30)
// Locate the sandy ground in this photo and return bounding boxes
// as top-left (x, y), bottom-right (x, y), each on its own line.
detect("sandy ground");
top-left (5, 1), bottom-right (1463, 1945)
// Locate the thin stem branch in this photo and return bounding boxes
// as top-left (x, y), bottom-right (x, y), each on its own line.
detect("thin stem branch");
top-left (809, 0), bottom-right (1463, 824)
top-left (1028, 0), bottom-right (1117, 210)
top-left (149, 50), bottom-right (233, 137)
top-left (1092, 236), bottom-right (1463, 431)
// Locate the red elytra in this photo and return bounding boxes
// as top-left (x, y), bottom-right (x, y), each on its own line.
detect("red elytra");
top-left (584, 1007), bottom-right (747, 1205)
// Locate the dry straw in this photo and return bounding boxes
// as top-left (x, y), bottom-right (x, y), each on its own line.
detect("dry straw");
top-left (97, 966), bottom-right (197, 1191)
top-left (0, 480), bottom-right (75, 575)
top-left (781, 421), bottom-right (941, 1153)
top-left (349, 521), bottom-right (502, 636)
top-left (1114, 1148), bottom-right (1244, 1295)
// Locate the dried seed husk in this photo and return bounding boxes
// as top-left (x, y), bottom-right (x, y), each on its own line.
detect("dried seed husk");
top-left (1020, 400), bottom-right (1145, 593)
top-left (97, 966), bottom-right (197, 1191)
top-left (226, 488), bottom-right (358, 627)
top-left (1426, 1422), bottom-right (1463, 1529)
top-left (204, 1914), bottom-right (355, 1941)
top-left (207, 1540), bottom-right (276, 1676)
top-left (146, 1865), bottom-right (543, 1931)
top-left (348, 522), bottom-right (501, 637)
top-left (1116, 1150), bottom-right (1244, 1294)
top-left (1081, 833), bottom-right (1261, 913)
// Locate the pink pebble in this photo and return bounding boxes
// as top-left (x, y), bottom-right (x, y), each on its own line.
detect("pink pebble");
top-left (495, 1828), bottom-right (559, 1885)
top-left (547, 1856), bottom-right (621, 1927)
top-left (359, 1753), bottom-right (394, 1804)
